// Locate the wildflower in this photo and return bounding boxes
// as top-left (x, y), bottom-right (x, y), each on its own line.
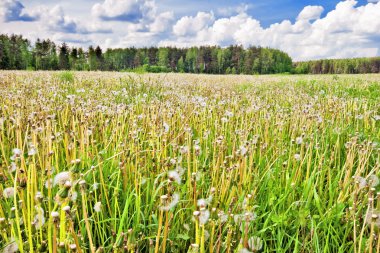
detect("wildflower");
top-left (35, 191), bottom-right (43, 202)
top-left (63, 206), bottom-right (71, 212)
top-left (218, 211), bottom-right (228, 223)
top-left (28, 146), bottom-right (37, 156)
top-left (368, 174), bottom-right (379, 187)
top-left (295, 137), bottom-right (303, 145)
top-left (294, 154), bottom-right (301, 161)
top-left (9, 162), bottom-right (17, 173)
top-left (3, 240), bottom-right (19, 253)
top-left (3, 187), bottom-right (15, 199)
top-left (53, 171), bottom-right (71, 186)
top-left (239, 145), bottom-right (248, 156)
top-left (163, 122), bottom-right (170, 133)
top-left (248, 236), bottom-right (263, 251)
top-left (51, 211), bottom-right (59, 218)
top-left (92, 183), bottom-right (100, 191)
top-left (12, 148), bottom-right (22, 156)
top-left (94, 202), bottom-right (102, 213)
top-left (194, 144), bottom-right (201, 156)
top-left (365, 209), bottom-right (380, 227)
top-left (179, 145), bottom-right (189, 154)
top-left (33, 206), bottom-right (45, 229)
top-left (10, 148), bottom-right (22, 160)
top-left (199, 209), bottom-right (210, 225)
top-left (354, 176), bottom-right (367, 189)
top-left (45, 179), bottom-right (53, 189)
top-left (225, 110), bottom-right (234, 117)
top-left (160, 193), bottom-right (180, 211)
top-left (168, 170), bottom-right (181, 184)
top-left (70, 191), bottom-right (78, 202)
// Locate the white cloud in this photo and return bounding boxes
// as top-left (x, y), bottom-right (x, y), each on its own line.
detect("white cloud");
top-left (0, 0), bottom-right (37, 22)
top-left (173, 12), bottom-right (214, 37)
top-left (92, 0), bottom-right (155, 22)
top-left (161, 0), bottom-right (380, 61)
top-left (297, 6), bottom-right (324, 21)
top-left (149, 11), bottom-right (174, 33)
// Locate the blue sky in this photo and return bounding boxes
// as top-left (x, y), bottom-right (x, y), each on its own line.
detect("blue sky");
top-left (1, 0), bottom-right (380, 60)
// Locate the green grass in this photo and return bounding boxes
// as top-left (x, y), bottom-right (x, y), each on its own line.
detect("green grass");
top-left (0, 72), bottom-right (379, 253)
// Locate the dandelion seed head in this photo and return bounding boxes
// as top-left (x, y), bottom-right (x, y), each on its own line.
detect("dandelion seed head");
top-left (160, 193), bottom-right (180, 211)
top-left (368, 174), bottom-right (379, 187)
top-left (53, 171), bottom-right (71, 186)
top-left (199, 209), bottom-right (210, 225)
top-left (248, 236), bottom-right (263, 251)
top-left (94, 202), bottom-right (102, 213)
top-left (33, 206), bottom-right (45, 229)
top-left (168, 170), bottom-right (181, 184)
top-left (3, 240), bottom-right (19, 253)
top-left (3, 187), bottom-right (15, 199)
top-left (296, 137), bottom-right (303, 145)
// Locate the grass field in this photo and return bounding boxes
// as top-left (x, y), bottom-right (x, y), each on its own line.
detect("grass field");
top-left (0, 71), bottom-right (379, 252)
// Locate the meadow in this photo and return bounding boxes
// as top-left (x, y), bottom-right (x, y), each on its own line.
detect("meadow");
top-left (0, 71), bottom-right (379, 253)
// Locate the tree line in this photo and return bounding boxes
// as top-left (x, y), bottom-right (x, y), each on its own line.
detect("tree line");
top-left (1, 34), bottom-right (380, 74)
top-left (293, 57), bottom-right (380, 74)
top-left (0, 34), bottom-right (292, 74)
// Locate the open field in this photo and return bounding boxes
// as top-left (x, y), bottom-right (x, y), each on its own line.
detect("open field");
top-left (0, 71), bottom-right (379, 252)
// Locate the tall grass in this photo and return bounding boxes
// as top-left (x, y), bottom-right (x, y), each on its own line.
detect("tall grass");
top-left (0, 71), bottom-right (379, 252)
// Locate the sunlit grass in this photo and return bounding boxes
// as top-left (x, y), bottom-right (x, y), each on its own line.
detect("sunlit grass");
top-left (0, 71), bottom-right (379, 252)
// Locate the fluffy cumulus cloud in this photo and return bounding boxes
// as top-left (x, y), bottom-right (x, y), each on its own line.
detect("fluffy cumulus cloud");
top-left (297, 6), bottom-right (324, 21)
top-left (92, 0), bottom-right (155, 22)
top-left (0, 0), bottom-right (37, 22)
top-left (173, 12), bottom-right (215, 37)
top-left (161, 0), bottom-right (380, 60)
top-left (1, 0), bottom-right (380, 60)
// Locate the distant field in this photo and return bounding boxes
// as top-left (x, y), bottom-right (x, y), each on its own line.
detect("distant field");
top-left (0, 71), bottom-right (379, 252)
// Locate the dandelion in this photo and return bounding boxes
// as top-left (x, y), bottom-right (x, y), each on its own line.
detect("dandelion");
top-left (239, 145), bottom-right (248, 156)
top-left (354, 176), bottom-right (367, 189)
top-left (168, 170), bottom-right (181, 184)
top-left (218, 211), bottom-right (228, 223)
top-left (248, 236), bottom-right (263, 251)
top-left (33, 206), bottom-right (45, 229)
top-left (10, 148), bottom-right (22, 160)
top-left (160, 193), bottom-right (180, 211)
top-left (163, 122), bottom-right (170, 133)
top-left (51, 211), bottom-right (59, 218)
top-left (94, 202), bottom-right (102, 213)
top-left (365, 209), bottom-right (380, 227)
top-left (53, 171), bottom-right (71, 186)
top-left (9, 162), bottom-right (17, 173)
top-left (368, 174), bottom-right (379, 187)
top-left (3, 187), bottom-right (15, 199)
top-left (295, 137), bottom-right (303, 145)
top-left (70, 191), bottom-right (78, 202)
top-left (199, 209), bottom-right (210, 225)
top-left (3, 240), bottom-right (19, 253)
top-left (35, 191), bottom-right (43, 202)
top-left (12, 148), bottom-right (22, 156)
top-left (179, 145), bottom-right (189, 154)
top-left (28, 146), bottom-right (37, 156)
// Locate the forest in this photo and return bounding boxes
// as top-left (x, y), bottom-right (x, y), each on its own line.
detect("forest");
top-left (1, 34), bottom-right (380, 74)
